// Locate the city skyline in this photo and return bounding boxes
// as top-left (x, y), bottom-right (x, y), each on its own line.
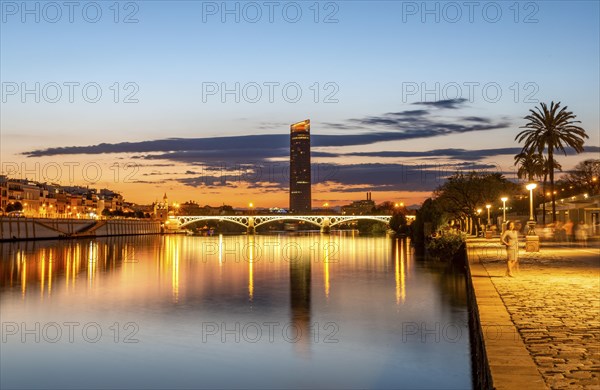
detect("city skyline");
top-left (1, 1), bottom-right (599, 207)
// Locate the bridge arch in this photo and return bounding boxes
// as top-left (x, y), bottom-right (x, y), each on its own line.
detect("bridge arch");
top-left (253, 216), bottom-right (322, 229)
top-left (177, 216), bottom-right (247, 229)
top-left (329, 216), bottom-right (390, 227)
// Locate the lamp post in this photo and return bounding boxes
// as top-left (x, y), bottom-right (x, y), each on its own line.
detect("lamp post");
top-left (525, 183), bottom-right (539, 251)
top-left (485, 204), bottom-right (491, 227)
top-left (500, 197), bottom-right (508, 233)
top-left (526, 183), bottom-right (537, 222)
top-left (501, 197), bottom-right (508, 222)
top-left (476, 208), bottom-right (482, 236)
top-left (524, 183), bottom-right (540, 251)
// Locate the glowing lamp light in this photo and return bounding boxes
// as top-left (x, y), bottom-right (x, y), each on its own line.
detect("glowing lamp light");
top-left (526, 183), bottom-right (537, 222)
top-left (500, 197), bottom-right (508, 223)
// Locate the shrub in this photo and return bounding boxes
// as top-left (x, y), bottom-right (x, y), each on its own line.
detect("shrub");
top-left (426, 231), bottom-right (466, 261)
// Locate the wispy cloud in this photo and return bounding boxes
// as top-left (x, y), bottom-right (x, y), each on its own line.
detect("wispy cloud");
top-left (413, 98), bottom-right (468, 109)
top-left (24, 99), bottom-right (509, 159)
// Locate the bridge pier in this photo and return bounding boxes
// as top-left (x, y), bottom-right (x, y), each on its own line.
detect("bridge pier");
top-left (247, 217), bottom-right (255, 235)
top-left (320, 217), bottom-right (331, 234)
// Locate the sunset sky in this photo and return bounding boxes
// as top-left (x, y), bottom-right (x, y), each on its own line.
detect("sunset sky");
top-left (1, 1), bottom-right (599, 208)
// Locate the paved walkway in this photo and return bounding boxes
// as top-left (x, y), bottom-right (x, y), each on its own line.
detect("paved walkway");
top-left (467, 240), bottom-right (600, 389)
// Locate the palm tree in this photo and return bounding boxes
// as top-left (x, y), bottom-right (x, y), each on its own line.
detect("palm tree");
top-left (513, 151), bottom-right (561, 224)
top-left (514, 151), bottom-right (544, 182)
top-left (515, 101), bottom-right (588, 222)
top-left (540, 156), bottom-right (562, 225)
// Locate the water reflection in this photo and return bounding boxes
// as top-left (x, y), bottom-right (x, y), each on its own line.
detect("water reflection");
top-left (0, 235), bottom-right (468, 320)
top-left (393, 238), bottom-right (407, 305)
top-left (290, 240), bottom-right (312, 357)
top-left (1, 234), bottom-right (471, 389)
top-left (248, 235), bottom-right (254, 302)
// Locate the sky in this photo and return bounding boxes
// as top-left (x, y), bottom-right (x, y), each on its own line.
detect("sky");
top-left (1, 0), bottom-right (599, 208)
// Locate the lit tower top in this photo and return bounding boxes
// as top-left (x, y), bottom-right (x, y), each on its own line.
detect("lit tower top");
top-left (291, 119), bottom-right (310, 133)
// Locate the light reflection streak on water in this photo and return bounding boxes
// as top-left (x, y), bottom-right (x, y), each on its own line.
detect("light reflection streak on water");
top-left (0, 235), bottom-right (472, 389)
top-left (248, 235), bottom-right (254, 302)
top-left (40, 250), bottom-right (45, 298)
top-left (171, 238), bottom-right (180, 303)
top-left (323, 235), bottom-right (330, 299)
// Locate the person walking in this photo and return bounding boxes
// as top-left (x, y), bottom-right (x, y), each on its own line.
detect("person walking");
top-left (564, 219), bottom-right (574, 243)
top-left (576, 221), bottom-right (589, 247)
top-left (501, 221), bottom-right (519, 277)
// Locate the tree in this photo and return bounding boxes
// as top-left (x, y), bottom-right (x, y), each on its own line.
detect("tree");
top-left (6, 202), bottom-right (23, 213)
top-left (434, 172), bottom-right (516, 235)
top-left (514, 151), bottom-right (562, 224)
top-left (563, 159), bottom-right (600, 195)
top-left (515, 102), bottom-right (588, 222)
top-left (389, 212), bottom-right (408, 236)
top-left (411, 198), bottom-right (444, 245)
top-left (514, 151), bottom-right (545, 182)
top-left (375, 201), bottom-right (394, 214)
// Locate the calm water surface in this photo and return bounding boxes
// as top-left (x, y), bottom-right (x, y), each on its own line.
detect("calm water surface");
top-left (1, 234), bottom-right (472, 389)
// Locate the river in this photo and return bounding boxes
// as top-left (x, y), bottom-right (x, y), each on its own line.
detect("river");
top-left (0, 233), bottom-right (472, 389)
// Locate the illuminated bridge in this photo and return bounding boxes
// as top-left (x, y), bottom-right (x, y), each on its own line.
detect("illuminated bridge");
top-left (174, 215), bottom-right (392, 234)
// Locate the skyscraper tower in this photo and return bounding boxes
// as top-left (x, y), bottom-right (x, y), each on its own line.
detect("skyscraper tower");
top-left (290, 119), bottom-right (311, 214)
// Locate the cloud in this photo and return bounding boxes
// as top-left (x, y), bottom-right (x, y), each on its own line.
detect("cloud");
top-left (24, 99), bottom-right (509, 159)
top-left (19, 100), bottom-right (522, 193)
top-left (169, 160), bottom-right (504, 193)
top-left (343, 146), bottom-right (600, 161)
top-left (413, 98), bottom-right (468, 109)
top-left (345, 147), bottom-right (521, 161)
top-left (386, 110), bottom-right (429, 116)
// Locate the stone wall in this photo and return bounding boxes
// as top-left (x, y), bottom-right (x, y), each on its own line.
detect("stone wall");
top-left (0, 218), bottom-right (161, 241)
top-left (464, 247), bottom-right (494, 390)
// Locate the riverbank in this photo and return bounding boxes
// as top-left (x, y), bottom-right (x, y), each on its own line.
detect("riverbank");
top-left (466, 239), bottom-right (600, 389)
top-left (0, 217), bottom-right (161, 241)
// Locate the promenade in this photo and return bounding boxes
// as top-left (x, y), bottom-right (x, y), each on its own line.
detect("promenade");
top-left (467, 239), bottom-right (600, 389)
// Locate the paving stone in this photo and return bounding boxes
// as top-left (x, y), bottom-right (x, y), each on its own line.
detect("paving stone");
top-left (467, 241), bottom-right (600, 389)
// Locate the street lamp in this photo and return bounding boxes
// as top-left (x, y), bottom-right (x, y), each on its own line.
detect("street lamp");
top-left (485, 204), bottom-right (491, 227)
top-left (500, 197), bottom-right (508, 223)
top-left (476, 208), bottom-right (482, 236)
top-left (526, 183), bottom-right (537, 235)
top-left (526, 183), bottom-right (537, 220)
